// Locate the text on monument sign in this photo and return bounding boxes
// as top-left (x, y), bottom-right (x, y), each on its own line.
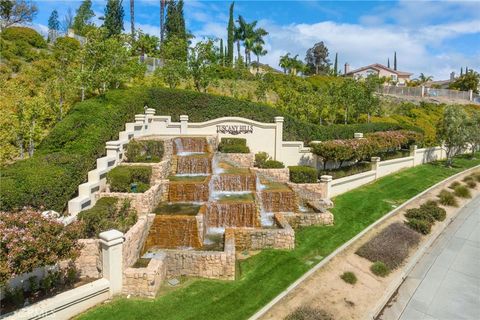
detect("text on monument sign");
top-left (216, 124), bottom-right (254, 135)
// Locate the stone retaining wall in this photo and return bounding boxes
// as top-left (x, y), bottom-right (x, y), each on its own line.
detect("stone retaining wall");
top-left (284, 212), bottom-right (334, 229)
top-left (123, 214), bottom-right (155, 269)
top-left (232, 213), bottom-right (295, 250)
top-left (164, 230), bottom-right (236, 280)
top-left (251, 168), bottom-right (290, 183)
top-left (122, 255), bottom-right (166, 298)
top-left (75, 239), bottom-right (101, 279)
top-left (98, 181), bottom-right (169, 214)
top-left (288, 182), bottom-right (327, 201)
top-left (216, 152), bottom-right (255, 168)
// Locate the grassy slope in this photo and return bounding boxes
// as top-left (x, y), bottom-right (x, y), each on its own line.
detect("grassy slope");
top-left (78, 155), bottom-right (480, 320)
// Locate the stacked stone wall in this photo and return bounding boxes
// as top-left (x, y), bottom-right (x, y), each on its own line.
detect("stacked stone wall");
top-left (122, 255), bottom-right (166, 298)
top-left (216, 152), bottom-right (255, 167)
top-left (284, 212), bottom-right (334, 229)
top-left (75, 239), bottom-right (101, 279)
top-left (123, 214), bottom-right (155, 269)
top-left (251, 168), bottom-right (290, 183)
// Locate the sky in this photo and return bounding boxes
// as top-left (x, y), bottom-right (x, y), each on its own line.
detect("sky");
top-left (30, 0), bottom-right (480, 80)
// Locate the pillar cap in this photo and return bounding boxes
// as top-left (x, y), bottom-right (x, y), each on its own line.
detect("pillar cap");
top-left (371, 156), bottom-right (381, 162)
top-left (274, 116), bottom-right (284, 123)
top-left (180, 115), bottom-right (189, 121)
top-left (99, 229), bottom-right (124, 246)
top-left (320, 175), bottom-right (333, 182)
top-left (354, 133), bottom-right (363, 139)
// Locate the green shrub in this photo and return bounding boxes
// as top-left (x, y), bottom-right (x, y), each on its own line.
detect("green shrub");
top-left (2, 27), bottom-right (47, 48)
top-left (107, 165), bottom-right (152, 193)
top-left (261, 160), bottom-right (285, 168)
top-left (340, 271), bottom-right (357, 285)
top-left (405, 218), bottom-right (432, 235)
top-left (320, 162), bottom-right (371, 179)
top-left (471, 172), bottom-right (480, 182)
top-left (465, 180), bottom-right (477, 188)
top-left (405, 208), bottom-right (435, 224)
top-left (289, 166), bottom-right (318, 183)
top-left (420, 201), bottom-right (446, 221)
top-left (454, 185), bottom-right (471, 198)
top-left (356, 222), bottom-right (420, 269)
top-left (218, 138), bottom-right (250, 153)
top-left (448, 181), bottom-right (461, 189)
top-left (437, 189), bottom-right (458, 207)
top-left (77, 197), bottom-right (137, 238)
top-left (254, 152), bottom-right (269, 167)
top-left (370, 261), bottom-right (390, 277)
top-left (285, 307), bottom-right (333, 320)
top-left (125, 139), bottom-right (164, 162)
top-left (254, 152), bottom-right (285, 168)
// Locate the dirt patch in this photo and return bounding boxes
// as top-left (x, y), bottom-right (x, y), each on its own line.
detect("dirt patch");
top-left (261, 169), bottom-right (480, 320)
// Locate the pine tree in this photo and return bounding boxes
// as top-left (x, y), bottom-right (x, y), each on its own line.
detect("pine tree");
top-left (220, 38), bottom-right (224, 66)
top-left (466, 66), bottom-right (469, 74)
top-left (393, 51), bottom-right (397, 71)
top-left (460, 67), bottom-right (463, 76)
top-left (160, 0), bottom-right (165, 43)
top-left (72, 0), bottom-right (95, 36)
top-left (165, 0), bottom-right (186, 40)
top-left (48, 10), bottom-right (60, 42)
top-left (387, 58), bottom-right (390, 68)
top-left (103, 0), bottom-right (125, 37)
top-left (227, 2), bottom-right (234, 66)
top-left (333, 52), bottom-right (338, 76)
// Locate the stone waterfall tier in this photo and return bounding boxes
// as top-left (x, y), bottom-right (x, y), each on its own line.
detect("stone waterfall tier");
top-left (173, 137), bottom-right (208, 154)
top-left (211, 173), bottom-right (256, 192)
top-left (261, 190), bottom-right (297, 212)
top-left (206, 201), bottom-right (260, 228)
top-left (143, 214), bottom-right (203, 250)
top-left (169, 177), bottom-right (210, 202)
top-left (176, 154), bottom-right (212, 174)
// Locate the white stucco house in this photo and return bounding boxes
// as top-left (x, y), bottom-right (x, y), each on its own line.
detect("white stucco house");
top-left (344, 63), bottom-right (413, 85)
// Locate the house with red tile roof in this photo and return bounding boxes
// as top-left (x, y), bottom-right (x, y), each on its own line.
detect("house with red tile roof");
top-left (344, 63), bottom-right (413, 85)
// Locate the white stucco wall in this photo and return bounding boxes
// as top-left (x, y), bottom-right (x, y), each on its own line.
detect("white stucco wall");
top-left (376, 156), bottom-right (415, 178)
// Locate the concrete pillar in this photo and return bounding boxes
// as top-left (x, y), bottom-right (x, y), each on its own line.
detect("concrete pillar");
top-left (469, 90), bottom-right (473, 101)
top-left (421, 86), bottom-right (425, 98)
top-left (410, 145), bottom-right (418, 166)
top-left (180, 115), bottom-right (189, 134)
top-left (354, 133), bottom-right (363, 139)
top-left (320, 175), bottom-right (332, 199)
top-left (99, 229), bottom-right (124, 296)
top-left (274, 116), bottom-right (284, 161)
top-left (371, 157), bottom-right (381, 179)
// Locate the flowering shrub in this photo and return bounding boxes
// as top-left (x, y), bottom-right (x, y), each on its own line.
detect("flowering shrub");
top-left (0, 209), bottom-right (82, 285)
top-left (311, 130), bottom-right (422, 169)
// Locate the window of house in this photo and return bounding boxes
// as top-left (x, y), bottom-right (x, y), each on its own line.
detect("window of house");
top-left (391, 74), bottom-right (398, 81)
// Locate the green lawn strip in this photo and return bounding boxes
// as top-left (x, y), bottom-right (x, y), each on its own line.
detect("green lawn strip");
top-left (78, 155), bottom-right (480, 320)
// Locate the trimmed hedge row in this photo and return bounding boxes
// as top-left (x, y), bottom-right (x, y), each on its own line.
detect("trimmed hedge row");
top-left (107, 166), bottom-right (152, 193)
top-left (289, 166), bottom-right (318, 183)
top-left (218, 138), bottom-right (250, 153)
top-left (125, 139), bottom-right (164, 162)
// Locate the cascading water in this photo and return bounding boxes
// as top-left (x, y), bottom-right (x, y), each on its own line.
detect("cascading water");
top-left (173, 137), bottom-right (207, 155)
top-left (177, 155), bottom-right (212, 174)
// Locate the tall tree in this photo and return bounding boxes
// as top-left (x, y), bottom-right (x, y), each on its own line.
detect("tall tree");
top-left (219, 38), bottom-right (224, 66)
top-left (333, 52), bottom-right (338, 76)
top-left (227, 2), bottom-right (234, 66)
top-left (0, 0), bottom-right (37, 31)
top-left (460, 67), bottom-right (463, 76)
top-left (160, 0), bottom-right (165, 43)
top-left (103, 0), bottom-right (125, 37)
top-left (252, 42), bottom-right (267, 72)
top-left (387, 58), bottom-right (390, 69)
top-left (72, 0), bottom-right (94, 36)
top-left (164, 0), bottom-right (187, 60)
top-left (393, 51), bottom-right (397, 70)
top-left (48, 9), bottom-right (60, 42)
top-left (418, 73), bottom-right (433, 84)
top-left (305, 41), bottom-right (330, 75)
top-left (129, 0), bottom-right (134, 39)
top-left (438, 105), bottom-right (469, 166)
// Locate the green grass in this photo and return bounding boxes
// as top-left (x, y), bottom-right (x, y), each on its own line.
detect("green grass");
top-left (262, 181), bottom-right (291, 191)
top-left (78, 155), bottom-right (480, 320)
top-left (168, 175), bottom-right (208, 182)
top-left (153, 203), bottom-right (201, 216)
top-left (216, 193), bottom-right (255, 203)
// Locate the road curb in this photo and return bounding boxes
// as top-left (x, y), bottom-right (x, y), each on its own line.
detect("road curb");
top-left (249, 164), bottom-right (480, 320)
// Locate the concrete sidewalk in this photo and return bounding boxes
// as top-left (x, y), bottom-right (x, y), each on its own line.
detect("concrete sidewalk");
top-left (381, 196), bottom-right (480, 320)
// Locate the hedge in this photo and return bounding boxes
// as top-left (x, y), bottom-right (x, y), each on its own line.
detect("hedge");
top-left (107, 166), bottom-right (152, 193)
top-left (289, 166), bottom-right (318, 183)
top-left (125, 139), bottom-right (164, 162)
top-left (218, 138), bottom-right (250, 153)
top-left (77, 197), bottom-right (137, 238)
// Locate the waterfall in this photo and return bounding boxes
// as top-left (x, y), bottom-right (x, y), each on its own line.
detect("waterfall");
top-left (143, 215), bottom-right (203, 250)
top-left (174, 137), bottom-right (207, 155)
top-left (206, 202), bottom-right (259, 227)
top-left (176, 155), bottom-right (212, 174)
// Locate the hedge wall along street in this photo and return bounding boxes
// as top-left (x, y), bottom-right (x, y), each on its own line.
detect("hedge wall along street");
top-left (0, 87), bottom-right (421, 213)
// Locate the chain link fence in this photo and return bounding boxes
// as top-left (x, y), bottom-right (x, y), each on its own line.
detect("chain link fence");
top-left (377, 85), bottom-right (477, 103)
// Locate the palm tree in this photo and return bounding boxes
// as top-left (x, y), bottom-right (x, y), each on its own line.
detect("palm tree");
top-left (252, 42), bottom-right (267, 72)
top-left (279, 53), bottom-right (291, 74)
top-left (418, 73), bottom-right (433, 84)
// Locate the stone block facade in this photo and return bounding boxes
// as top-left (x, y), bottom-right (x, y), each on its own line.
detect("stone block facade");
top-left (232, 213), bottom-right (295, 250)
top-left (75, 239), bottom-right (101, 279)
top-left (251, 168), bottom-right (290, 183)
top-left (216, 152), bottom-right (255, 168)
top-left (288, 182), bottom-right (327, 202)
top-left (99, 181), bottom-right (169, 214)
top-left (284, 212), bottom-right (334, 229)
top-left (123, 215), bottom-right (155, 269)
top-left (164, 230), bottom-right (236, 280)
top-left (122, 255), bottom-right (166, 298)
